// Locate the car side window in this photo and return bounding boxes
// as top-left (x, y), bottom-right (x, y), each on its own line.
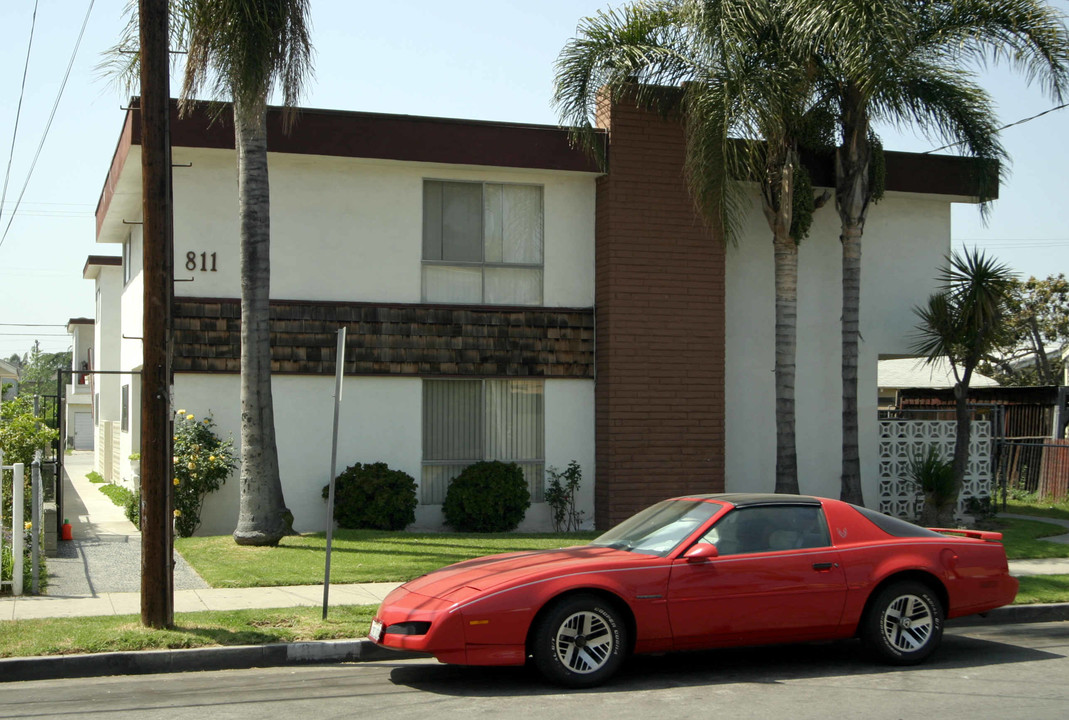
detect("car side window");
top-left (701, 505), bottom-right (830, 555)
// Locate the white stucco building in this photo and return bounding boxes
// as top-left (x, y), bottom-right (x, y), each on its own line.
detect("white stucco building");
top-left (85, 96), bottom-right (989, 534)
top-left (63, 318), bottom-right (95, 450)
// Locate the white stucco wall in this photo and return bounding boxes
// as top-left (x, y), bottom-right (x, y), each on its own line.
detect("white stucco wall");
top-left (93, 265), bottom-right (124, 425)
top-left (170, 149), bottom-right (597, 308)
top-left (176, 374), bottom-right (595, 536)
top-left (725, 191), bottom-right (953, 503)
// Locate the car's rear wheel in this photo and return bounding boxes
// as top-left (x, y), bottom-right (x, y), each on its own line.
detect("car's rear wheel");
top-left (531, 594), bottom-right (627, 688)
top-left (862, 580), bottom-right (944, 664)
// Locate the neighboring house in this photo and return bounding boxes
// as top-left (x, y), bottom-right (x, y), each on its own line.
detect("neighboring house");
top-left (83, 255), bottom-right (125, 484)
top-left (64, 318), bottom-right (95, 450)
top-left (877, 357), bottom-right (999, 408)
top-left (0, 357), bottom-right (18, 404)
top-left (86, 96), bottom-right (990, 534)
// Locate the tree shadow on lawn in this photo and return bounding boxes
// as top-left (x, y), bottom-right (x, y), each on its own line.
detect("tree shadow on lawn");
top-left (386, 633), bottom-right (1062, 697)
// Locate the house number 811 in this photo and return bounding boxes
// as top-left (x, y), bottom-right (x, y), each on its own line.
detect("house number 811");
top-left (186, 251), bottom-right (217, 272)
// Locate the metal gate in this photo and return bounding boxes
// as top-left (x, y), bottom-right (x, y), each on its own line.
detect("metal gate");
top-left (995, 439), bottom-right (1069, 502)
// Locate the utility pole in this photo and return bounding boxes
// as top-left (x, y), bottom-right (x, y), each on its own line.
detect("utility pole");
top-left (139, 0), bottom-right (174, 628)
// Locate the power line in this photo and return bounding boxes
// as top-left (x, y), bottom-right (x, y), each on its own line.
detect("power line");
top-left (0, 0), bottom-right (96, 251)
top-left (0, 0), bottom-right (39, 229)
top-left (925, 102), bottom-right (1069, 154)
top-left (954, 238), bottom-right (1069, 249)
top-left (0, 322), bottom-right (67, 329)
top-left (0, 322), bottom-right (66, 329)
top-left (0, 333), bottom-right (71, 337)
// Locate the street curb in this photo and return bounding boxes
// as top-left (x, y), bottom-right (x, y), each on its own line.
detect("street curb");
top-left (3, 604), bottom-right (1067, 684)
top-left (948, 602), bottom-right (1069, 627)
top-left (0, 639), bottom-right (428, 683)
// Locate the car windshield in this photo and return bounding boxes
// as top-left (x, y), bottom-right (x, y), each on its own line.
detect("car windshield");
top-left (590, 499), bottom-right (723, 557)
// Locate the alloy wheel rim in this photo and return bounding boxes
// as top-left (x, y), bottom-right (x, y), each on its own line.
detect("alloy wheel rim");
top-left (881, 593), bottom-right (934, 652)
top-left (554, 610), bottom-right (614, 674)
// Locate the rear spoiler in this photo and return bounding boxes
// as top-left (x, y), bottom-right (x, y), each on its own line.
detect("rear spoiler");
top-left (930, 528), bottom-right (1003, 542)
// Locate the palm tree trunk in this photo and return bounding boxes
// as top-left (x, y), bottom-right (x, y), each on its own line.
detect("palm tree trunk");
top-left (840, 222), bottom-right (863, 505)
top-left (773, 229), bottom-right (799, 494)
top-left (232, 95), bottom-right (288, 546)
top-left (944, 381), bottom-right (971, 527)
top-left (836, 95), bottom-right (869, 506)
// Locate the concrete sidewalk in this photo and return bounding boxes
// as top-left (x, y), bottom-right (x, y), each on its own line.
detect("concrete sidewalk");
top-left (2, 466), bottom-right (1069, 683)
top-left (3, 458), bottom-right (1069, 620)
top-left (1, 450), bottom-right (401, 621)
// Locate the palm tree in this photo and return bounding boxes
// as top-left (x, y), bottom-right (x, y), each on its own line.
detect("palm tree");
top-left (555, 0), bottom-right (828, 494)
top-left (177, 0), bottom-right (313, 546)
top-left (789, 0), bottom-right (1069, 506)
top-left (108, 0), bottom-right (314, 545)
top-left (912, 249), bottom-right (1014, 526)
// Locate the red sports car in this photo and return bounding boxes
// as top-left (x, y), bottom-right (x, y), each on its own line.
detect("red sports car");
top-left (369, 494), bottom-right (1017, 687)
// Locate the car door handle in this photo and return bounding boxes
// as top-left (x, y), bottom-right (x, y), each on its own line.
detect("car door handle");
top-left (812, 562), bottom-right (836, 571)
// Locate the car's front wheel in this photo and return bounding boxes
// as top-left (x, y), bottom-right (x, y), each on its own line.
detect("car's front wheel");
top-left (531, 593), bottom-right (628, 688)
top-left (862, 580), bottom-right (944, 664)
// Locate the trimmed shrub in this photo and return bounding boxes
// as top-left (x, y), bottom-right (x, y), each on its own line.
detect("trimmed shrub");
top-left (442, 461), bottom-right (530, 532)
top-left (322, 462), bottom-right (417, 531)
top-left (124, 488), bottom-right (141, 530)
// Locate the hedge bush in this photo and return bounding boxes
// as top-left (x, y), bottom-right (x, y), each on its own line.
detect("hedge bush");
top-left (322, 462), bottom-right (417, 531)
top-left (442, 461), bottom-right (530, 532)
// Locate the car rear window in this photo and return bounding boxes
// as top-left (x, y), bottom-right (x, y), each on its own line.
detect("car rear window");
top-left (849, 505), bottom-right (944, 538)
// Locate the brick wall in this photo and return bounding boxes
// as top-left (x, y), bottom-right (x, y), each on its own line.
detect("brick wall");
top-left (594, 97), bottom-right (726, 528)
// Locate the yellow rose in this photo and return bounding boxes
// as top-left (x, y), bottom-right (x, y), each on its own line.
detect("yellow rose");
top-left (186, 414), bottom-right (195, 421)
top-left (177, 409), bottom-right (186, 415)
top-left (173, 477), bottom-right (180, 486)
top-left (209, 455), bottom-right (216, 462)
top-left (173, 509), bottom-right (182, 518)
top-left (187, 462), bottom-right (195, 470)
top-left (24, 521), bottom-right (32, 530)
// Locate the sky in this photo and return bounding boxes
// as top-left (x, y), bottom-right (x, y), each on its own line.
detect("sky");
top-left (1, 0), bottom-right (1067, 359)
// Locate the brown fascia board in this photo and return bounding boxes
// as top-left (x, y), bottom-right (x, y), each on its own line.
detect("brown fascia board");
top-left (607, 85), bottom-right (997, 200)
top-left (96, 98), bottom-right (605, 240)
top-left (83, 254), bottom-right (122, 279)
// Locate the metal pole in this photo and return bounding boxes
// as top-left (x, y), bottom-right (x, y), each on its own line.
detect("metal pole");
top-left (31, 456), bottom-right (41, 595)
top-left (322, 327), bottom-right (347, 619)
top-left (139, 0), bottom-right (175, 628)
top-left (0, 450), bottom-right (4, 579)
top-left (13, 462), bottom-right (24, 596)
top-left (56, 368), bottom-right (64, 536)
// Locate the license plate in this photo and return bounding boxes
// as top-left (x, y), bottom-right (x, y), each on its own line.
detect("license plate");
top-left (369, 619), bottom-right (384, 643)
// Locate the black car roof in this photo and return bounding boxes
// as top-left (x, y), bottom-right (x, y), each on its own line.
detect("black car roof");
top-left (684, 493), bottom-right (824, 508)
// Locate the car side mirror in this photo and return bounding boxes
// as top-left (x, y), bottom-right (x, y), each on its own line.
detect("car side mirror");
top-left (684, 543), bottom-right (719, 562)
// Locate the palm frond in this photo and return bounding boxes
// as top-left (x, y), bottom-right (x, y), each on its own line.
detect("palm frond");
top-left (916, 0), bottom-right (1069, 103)
top-left (179, 0), bottom-right (314, 124)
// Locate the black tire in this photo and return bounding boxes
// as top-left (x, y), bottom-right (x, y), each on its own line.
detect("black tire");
top-left (862, 581), bottom-right (944, 665)
top-left (531, 594), bottom-right (628, 688)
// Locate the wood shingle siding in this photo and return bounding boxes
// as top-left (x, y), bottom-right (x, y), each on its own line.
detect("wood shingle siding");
top-left (172, 298), bottom-right (594, 378)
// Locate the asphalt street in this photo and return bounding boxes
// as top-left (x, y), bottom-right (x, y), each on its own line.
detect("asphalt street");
top-left (1, 621), bottom-right (1066, 720)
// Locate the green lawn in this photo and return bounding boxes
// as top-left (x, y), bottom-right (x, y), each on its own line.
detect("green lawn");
top-left (176, 530), bottom-right (599, 587)
top-left (1002, 498), bottom-right (1069, 522)
top-left (0, 605), bottom-right (376, 659)
top-left (173, 515), bottom-right (1069, 588)
top-left (1015, 575), bottom-right (1069, 605)
top-left (990, 518), bottom-right (1069, 560)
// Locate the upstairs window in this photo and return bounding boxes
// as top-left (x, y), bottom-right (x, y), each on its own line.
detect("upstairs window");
top-left (422, 180), bottom-right (543, 305)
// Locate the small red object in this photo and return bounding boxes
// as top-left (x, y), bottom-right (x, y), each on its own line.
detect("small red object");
top-left (61, 519), bottom-right (73, 541)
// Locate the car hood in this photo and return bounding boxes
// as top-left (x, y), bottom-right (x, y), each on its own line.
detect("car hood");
top-left (402, 545), bottom-right (635, 599)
